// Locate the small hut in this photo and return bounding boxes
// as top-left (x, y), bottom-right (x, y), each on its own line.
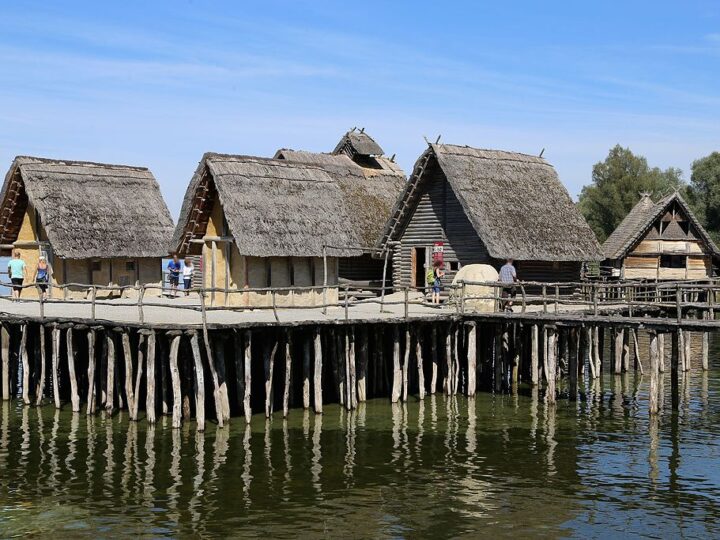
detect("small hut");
top-left (170, 153), bottom-right (361, 307)
top-left (0, 156), bottom-right (174, 297)
top-left (377, 143), bottom-right (603, 289)
top-left (602, 191), bottom-right (719, 280)
top-left (275, 128), bottom-right (406, 286)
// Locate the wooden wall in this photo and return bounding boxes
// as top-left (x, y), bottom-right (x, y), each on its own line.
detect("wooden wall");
top-left (622, 237), bottom-right (713, 280)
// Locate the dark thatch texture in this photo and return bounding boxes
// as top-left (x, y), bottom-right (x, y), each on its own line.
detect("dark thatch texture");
top-left (380, 144), bottom-right (603, 261)
top-left (274, 149), bottom-right (406, 247)
top-left (171, 153), bottom-right (363, 258)
top-left (0, 156), bottom-right (174, 259)
top-left (333, 130), bottom-right (384, 156)
top-left (602, 191), bottom-right (720, 260)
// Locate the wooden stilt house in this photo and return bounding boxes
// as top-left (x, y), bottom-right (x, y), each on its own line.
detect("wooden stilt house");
top-left (376, 144), bottom-right (603, 288)
top-left (170, 153), bottom-right (362, 307)
top-left (275, 128), bottom-right (406, 287)
top-left (602, 191), bottom-right (719, 280)
top-left (0, 156), bottom-right (174, 297)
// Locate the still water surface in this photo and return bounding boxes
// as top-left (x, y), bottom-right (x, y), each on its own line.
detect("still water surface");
top-left (1, 347), bottom-right (719, 537)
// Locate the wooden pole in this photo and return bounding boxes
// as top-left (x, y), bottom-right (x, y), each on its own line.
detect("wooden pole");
top-left (146, 331), bottom-right (156, 424)
top-left (530, 324), bottom-right (539, 385)
top-left (446, 326), bottom-right (453, 395)
top-left (313, 328), bottom-right (322, 413)
top-left (671, 330), bottom-right (679, 411)
top-left (20, 324), bottom-right (29, 405)
top-left (357, 327), bottom-right (368, 402)
top-left (702, 329), bottom-right (709, 371)
top-left (86, 328), bottom-right (96, 414)
top-left (467, 322), bottom-right (476, 397)
top-left (131, 335), bottom-right (145, 421)
top-left (302, 333), bottom-right (311, 409)
top-left (122, 332), bottom-right (135, 417)
top-left (678, 328), bottom-right (686, 374)
top-left (495, 325), bottom-right (503, 393)
top-left (622, 330), bottom-right (630, 372)
top-left (200, 320), bottom-right (225, 427)
top-left (391, 326), bottom-right (401, 403)
top-left (430, 325), bottom-right (438, 394)
top-left (283, 333), bottom-right (292, 417)
top-left (349, 328), bottom-right (357, 409)
top-left (658, 333), bottom-right (665, 373)
top-left (168, 333), bottom-right (182, 428)
top-left (106, 332), bottom-right (115, 414)
top-left (631, 329), bottom-right (643, 375)
top-left (264, 338), bottom-right (278, 418)
top-left (593, 326), bottom-right (601, 377)
top-left (1, 324), bottom-right (10, 401)
top-left (67, 327), bottom-right (80, 412)
top-left (214, 335), bottom-right (230, 423)
top-left (189, 332), bottom-right (206, 431)
top-left (244, 330), bottom-right (252, 424)
top-left (568, 328), bottom-right (578, 401)
top-left (234, 331), bottom-right (244, 412)
top-left (683, 329), bottom-right (691, 372)
top-left (52, 325), bottom-right (61, 409)
top-left (613, 328), bottom-right (623, 374)
top-left (402, 327), bottom-right (410, 402)
top-left (649, 331), bottom-right (659, 415)
top-left (586, 327), bottom-right (597, 380)
top-left (416, 327), bottom-right (425, 400)
top-left (453, 326), bottom-right (461, 394)
top-left (546, 327), bottom-right (557, 404)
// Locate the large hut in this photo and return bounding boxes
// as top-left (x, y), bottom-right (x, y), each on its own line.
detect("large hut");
top-left (602, 191), bottom-right (719, 280)
top-left (377, 143), bottom-right (603, 289)
top-left (275, 128), bottom-right (406, 286)
top-left (170, 153), bottom-right (361, 307)
top-left (0, 156), bottom-right (174, 298)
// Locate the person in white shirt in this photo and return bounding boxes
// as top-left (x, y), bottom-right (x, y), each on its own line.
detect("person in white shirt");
top-left (183, 259), bottom-right (194, 296)
top-left (499, 258), bottom-right (518, 312)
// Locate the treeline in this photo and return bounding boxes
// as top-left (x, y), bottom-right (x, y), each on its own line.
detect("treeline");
top-left (578, 145), bottom-right (720, 243)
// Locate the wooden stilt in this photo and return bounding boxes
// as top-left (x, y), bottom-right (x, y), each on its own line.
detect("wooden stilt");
top-left (86, 328), bottom-right (96, 415)
top-left (283, 334), bottom-right (292, 417)
top-left (168, 333), bottom-right (182, 428)
top-left (1, 324), bottom-right (9, 401)
top-left (495, 325), bottom-right (503, 393)
top-left (20, 324), bottom-right (29, 405)
top-left (568, 328), bottom-right (578, 401)
top-left (52, 325), bottom-right (61, 409)
top-left (445, 326), bottom-right (453, 395)
top-left (160, 334), bottom-right (168, 416)
top-left (391, 326), bottom-right (401, 403)
top-left (586, 327), bottom-right (597, 379)
top-left (243, 331), bottom-right (252, 424)
top-left (264, 338), bottom-right (278, 418)
top-left (349, 328), bottom-right (357, 409)
top-left (702, 329), bottom-right (709, 371)
top-left (430, 325), bottom-right (438, 394)
top-left (122, 332), bottom-right (135, 417)
top-left (416, 327), bottom-right (425, 400)
top-left (593, 326), bottom-right (601, 376)
top-left (546, 327), bottom-right (557, 404)
top-left (146, 331), bottom-right (156, 424)
top-left (671, 331), bottom-right (679, 410)
top-left (303, 333), bottom-right (311, 409)
top-left (631, 329), bottom-right (643, 374)
top-left (542, 326), bottom-right (549, 382)
top-left (106, 332), bottom-right (115, 414)
top-left (622, 329), bottom-right (630, 373)
top-left (453, 326), bottom-right (461, 394)
top-left (313, 328), bottom-right (322, 413)
top-left (357, 327), bottom-right (368, 402)
top-left (500, 325), bottom-right (509, 392)
top-left (613, 328), bottom-right (623, 374)
top-left (201, 323), bottom-right (228, 426)
top-left (67, 327), bottom-right (80, 412)
top-left (658, 333), bottom-right (665, 373)
top-left (678, 328), bottom-right (686, 374)
top-left (131, 335), bottom-right (145, 421)
top-left (402, 327), bottom-right (410, 402)
top-left (189, 332), bottom-right (206, 431)
top-left (214, 335), bottom-right (230, 423)
top-left (683, 330), bottom-right (691, 372)
top-left (234, 331), bottom-right (244, 412)
top-left (649, 331), bottom-right (659, 415)
top-left (530, 324), bottom-right (539, 386)
top-left (467, 322), bottom-right (476, 397)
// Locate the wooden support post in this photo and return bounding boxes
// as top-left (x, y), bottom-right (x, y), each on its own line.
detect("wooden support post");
top-left (530, 324), bottom-right (539, 386)
top-left (430, 325), bottom-right (438, 394)
top-left (357, 327), bottom-right (368, 402)
top-left (243, 331), bottom-right (252, 424)
top-left (349, 328), bottom-right (357, 409)
top-left (106, 332), bottom-right (115, 414)
top-left (649, 331), bottom-right (659, 415)
top-left (546, 327), bottom-right (557, 404)
top-left (446, 325), bottom-right (453, 395)
top-left (169, 333), bottom-right (182, 428)
top-left (303, 333), bottom-right (311, 409)
top-left (131, 335), bottom-right (145, 421)
top-left (343, 329), bottom-right (351, 409)
top-left (313, 328), bottom-right (322, 413)
top-left (568, 328), bottom-right (578, 401)
top-left (613, 328), bottom-right (623, 374)
top-left (122, 332), bottom-right (135, 417)
top-left (86, 328), bottom-right (96, 415)
top-left (67, 327), bottom-right (80, 412)
top-left (264, 338), bottom-right (278, 418)
top-left (402, 327), bottom-right (410, 402)
top-left (467, 322), bottom-right (476, 397)
top-left (416, 327), bottom-right (426, 400)
top-left (20, 324), bottom-right (29, 405)
top-left (683, 330), bottom-right (691, 372)
top-left (453, 326), bottom-right (461, 394)
top-left (233, 331), bottom-right (244, 412)
top-left (593, 326), bottom-right (601, 377)
top-left (146, 331), bottom-right (156, 424)
top-left (622, 329), bottom-right (630, 373)
top-left (391, 326), bottom-right (401, 403)
top-left (702, 329), bottom-right (709, 371)
top-left (1, 324), bottom-right (10, 401)
top-left (678, 328), bottom-right (686, 374)
top-left (189, 332), bottom-right (206, 431)
top-left (500, 325), bottom-right (509, 392)
top-left (201, 325), bottom-right (226, 427)
top-left (511, 325), bottom-right (519, 392)
top-left (631, 329), bottom-right (643, 375)
top-left (658, 333), bottom-right (665, 373)
top-left (282, 333), bottom-right (292, 417)
top-left (52, 325), bottom-right (61, 409)
top-left (495, 325), bottom-right (503, 393)
top-left (586, 327), bottom-right (597, 380)
top-left (671, 331), bottom-right (679, 411)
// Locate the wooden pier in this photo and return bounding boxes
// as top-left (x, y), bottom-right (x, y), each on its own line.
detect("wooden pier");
top-left (0, 278), bottom-right (718, 431)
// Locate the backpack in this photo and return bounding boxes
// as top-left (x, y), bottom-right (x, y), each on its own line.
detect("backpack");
top-left (426, 268), bottom-right (435, 285)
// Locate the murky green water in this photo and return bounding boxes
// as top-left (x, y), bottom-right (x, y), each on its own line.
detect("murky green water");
top-left (1, 342), bottom-right (720, 538)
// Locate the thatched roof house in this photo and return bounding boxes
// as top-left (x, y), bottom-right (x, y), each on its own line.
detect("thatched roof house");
top-left (275, 129), bottom-right (406, 283)
top-left (378, 143), bottom-right (603, 287)
top-left (171, 153), bottom-right (363, 306)
top-left (0, 156), bottom-right (174, 295)
top-left (602, 191), bottom-right (719, 280)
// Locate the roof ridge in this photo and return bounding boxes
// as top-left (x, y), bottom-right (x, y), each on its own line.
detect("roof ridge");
top-left (432, 144), bottom-right (550, 163)
top-left (14, 155), bottom-right (149, 172)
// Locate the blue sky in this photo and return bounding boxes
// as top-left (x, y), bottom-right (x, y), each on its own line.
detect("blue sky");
top-left (1, 1), bottom-right (719, 218)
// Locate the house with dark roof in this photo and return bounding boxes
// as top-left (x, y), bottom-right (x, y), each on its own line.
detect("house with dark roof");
top-left (275, 129), bottom-right (406, 285)
top-left (377, 143), bottom-right (603, 288)
top-left (602, 191), bottom-right (719, 280)
top-left (0, 156), bottom-right (174, 298)
top-left (170, 153), bottom-right (362, 307)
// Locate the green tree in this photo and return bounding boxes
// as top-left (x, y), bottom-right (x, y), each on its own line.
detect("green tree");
top-left (686, 152), bottom-right (720, 243)
top-left (578, 145), bottom-right (684, 242)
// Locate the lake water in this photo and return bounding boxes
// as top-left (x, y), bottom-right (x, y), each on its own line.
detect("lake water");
top-left (0, 340), bottom-right (719, 538)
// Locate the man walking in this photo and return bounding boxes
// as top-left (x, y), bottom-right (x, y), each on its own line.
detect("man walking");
top-left (167, 254), bottom-right (181, 297)
top-left (7, 250), bottom-right (27, 301)
top-left (499, 258), bottom-right (517, 312)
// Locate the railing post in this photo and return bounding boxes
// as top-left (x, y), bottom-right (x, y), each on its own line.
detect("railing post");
top-left (593, 283), bottom-right (599, 316)
top-left (138, 285), bottom-right (145, 324)
top-left (91, 286), bottom-right (97, 321)
top-left (460, 281), bottom-right (466, 315)
top-left (676, 284), bottom-right (682, 323)
top-left (542, 284), bottom-right (547, 313)
top-left (520, 284), bottom-right (526, 313)
top-left (554, 285), bottom-right (559, 313)
top-left (344, 285), bottom-right (350, 322)
top-left (63, 284), bottom-right (68, 302)
top-left (322, 246), bottom-right (328, 315)
top-left (272, 289), bottom-right (279, 323)
top-left (404, 287), bottom-right (409, 319)
top-left (38, 285), bottom-right (44, 321)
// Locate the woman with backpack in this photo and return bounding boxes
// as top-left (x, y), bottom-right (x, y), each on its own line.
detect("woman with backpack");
top-left (430, 260), bottom-right (445, 304)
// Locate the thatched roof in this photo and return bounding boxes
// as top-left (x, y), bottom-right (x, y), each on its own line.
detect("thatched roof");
top-left (171, 153), bottom-right (363, 258)
top-left (274, 141), bottom-right (406, 247)
top-left (333, 129), bottom-right (384, 156)
top-left (602, 191), bottom-right (720, 260)
top-left (379, 144), bottom-right (603, 262)
top-left (0, 156), bottom-right (174, 259)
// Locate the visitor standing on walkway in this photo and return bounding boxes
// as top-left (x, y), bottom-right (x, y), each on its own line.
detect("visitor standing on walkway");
top-left (183, 258), bottom-right (194, 296)
top-left (167, 254), bottom-right (181, 297)
top-left (34, 255), bottom-right (51, 300)
top-left (7, 250), bottom-right (27, 301)
top-left (499, 258), bottom-right (518, 312)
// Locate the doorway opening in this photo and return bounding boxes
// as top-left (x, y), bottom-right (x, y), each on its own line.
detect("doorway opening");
top-left (412, 247), bottom-right (428, 288)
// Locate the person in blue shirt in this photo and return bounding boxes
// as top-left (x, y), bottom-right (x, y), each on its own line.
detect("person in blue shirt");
top-left (7, 250), bottom-right (27, 301)
top-left (167, 254), bottom-right (181, 297)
